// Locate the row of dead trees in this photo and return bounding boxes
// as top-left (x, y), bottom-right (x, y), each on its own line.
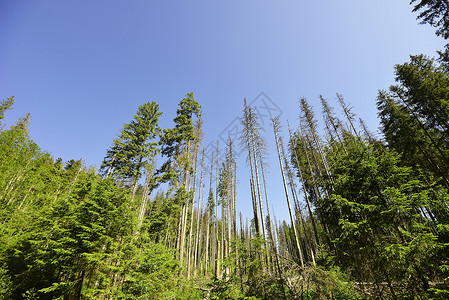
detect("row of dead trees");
top-left (130, 94), bottom-right (374, 284)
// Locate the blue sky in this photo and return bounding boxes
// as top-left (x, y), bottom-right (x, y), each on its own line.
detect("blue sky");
top-left (0, 0), bottom-right (445, 221)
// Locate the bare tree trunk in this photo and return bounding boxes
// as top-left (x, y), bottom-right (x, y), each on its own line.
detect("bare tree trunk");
top-left (194, 149), bottom-right (206, 276)
top-left (195, 182), bottom-right (205, 276)
top-left (257, 139), bottom-right (277, 273)
top-left (300, 98), bottom-right (334, 189)
top-left (272, 117), bottom-right (305, 268)
top-left (242, 100), bottom-right (261, 235)
top-left (337, 93), bottom-right (362, 140)
top-left (249, 115), bottom-right (268, 245)
top-left (204, 150), bottom-right (215, 276)
top-left (204, 207), bottom-right (210, 276)
top-left (179, 142), bottom-right (194, 267)
top-left (320, 95), bottom-right (347, 154)
top-left (288, 127), bottom-right (320, 248)
top-left (187, 143), bottom-right (202, 278)
top-left (137, 158), bottom-right (156, 230)
top-left (215, 141), bottom-right (220, 278)
top-left (250, 178), bottom-right (260, 235)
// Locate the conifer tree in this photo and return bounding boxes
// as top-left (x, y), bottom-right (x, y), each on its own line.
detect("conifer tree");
top-left (157, 93), bottom-right (201, 268)
top-left (318, 131), bottom-right (449, 298)
top-left (411, 0), bottom-right (449, 48)
top-left (0, 96), bottom-right (14, 126)
top-left (377, 55), bottom-right (449, 189)
top-left (272, 117), bottom-right (305, 268)
top-left (241, 100), bottom-right (268, 244)
top-left (100, 101), bottom-right (162, 196)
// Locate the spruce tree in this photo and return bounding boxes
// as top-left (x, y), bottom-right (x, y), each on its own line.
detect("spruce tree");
top-left (377, 55), bottom-right (449, 189)
top-left (100, 101), bottom-right (162, 195)
top-left (411, 0), bottom-right (449, 43)
top-left (318, 133), bottom-right (448, 297)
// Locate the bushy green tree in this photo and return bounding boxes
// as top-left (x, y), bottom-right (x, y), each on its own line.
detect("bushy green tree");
top-left (101, 101), bottom-right (162, 191)
top-left (318, 134), bottom-right (449, 297)
top-left (377, 55), bottom-right (449, 220)
top-left (1, 169), bottom-right (135, 299)
top-left (160, 92), bottom-right (201, 159)
top-left (119, 240), bottom-right (180, 299)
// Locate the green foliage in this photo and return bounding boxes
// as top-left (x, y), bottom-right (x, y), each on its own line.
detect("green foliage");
top-left (119, 241), bottom-right (180, 299)
top-left (316, 132), bottom-right (449, 297)
top-left (411, 1), bottom-right (449, 41)
top-left (209, 276), bottom-right (246, 300)
top-left (0, 96), bottom-right (207, 299)
top-left (101, 101), bottom-right (161, 184)
top-left (215, 237), bottom-right (292, 300)
top-left (207, 187), bottom-right (215, 217)
top-left (2, 43), bottom-right (449, 300)
top-left (160, 92), bottom-right (201, 158)
top-left (0, 96), bottom-right (15, 126)
top-left (1, 171), bottom-right (135, 299)
top-left (0, 123), bottom-right (47, 215)
top-left (217, 162), bottom-right (229, 206)
top-left (374, 53), bottom-right (449, 297)
top-left (145, 187), bottom-right (187, 242)
top-left (173, 278), bottom-right (204, 300)
top-left (393, 55), bottom-right (449, 129)
top-left (0, 105), bottom-right (138, 298)
top-left (299, 266), bottom-right (359, 300)
top-left (0, 264), bottom-right (12, 299)
top-left (377, 55), bottom-right (449, 190)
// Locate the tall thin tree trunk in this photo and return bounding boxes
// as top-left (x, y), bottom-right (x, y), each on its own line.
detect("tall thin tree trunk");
top-left (288, 127), bottom-right (320, 247)
top-left (272, 117), bottom-right (305, 268)
top-left (194, 149), bottom-right (206, 275)
top-left (187, 138), bottom-right (202, 278)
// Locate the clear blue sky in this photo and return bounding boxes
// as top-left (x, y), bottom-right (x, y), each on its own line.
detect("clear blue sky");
top-left (0, 0), bottom-right (445, 222)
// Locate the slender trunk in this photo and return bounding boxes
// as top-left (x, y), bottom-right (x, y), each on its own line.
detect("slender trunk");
top-left (257, 140), bottom-right (277, 273)
top-left (137, 159), bottom-right (156, 229)
top-left (194, 150), bottom-right (206, 274)
top-left (204, 207), bottom-right (210, 275)
top-left (179, 141), bottom-right (194, 267)
top-left (242, 101), bottom-right (261, 235)
top-left (300, 99), bottom-right (334, 189)
top-left (250, 178), bottom-right (260, 235)
top-left (288, 127), bottom-right (320, 247)
top-left (195, 183), bottom-right (205, 276)
top-left (272, 118), bottom-right (305, 268)
top-left (337, 93), bottom-right (362, 140)
top-left (187, 141), bottom-right (201, 278)
top-left (320, 95), bottom-right (347, 154)
top-left (250, 120), bottom-right (267, 243)
top-left (215, 142), bottom-right (220, 278)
